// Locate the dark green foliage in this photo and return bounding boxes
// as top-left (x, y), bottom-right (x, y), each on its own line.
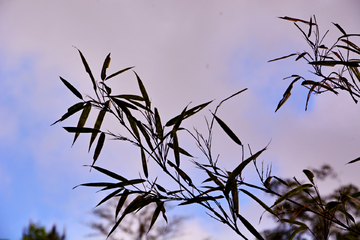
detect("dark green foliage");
top-left (22, 222), bottom-right (65, 240)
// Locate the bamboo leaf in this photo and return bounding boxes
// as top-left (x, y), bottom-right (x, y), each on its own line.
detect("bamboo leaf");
top-left (134, 71), bottom-right (150, 107)
top-left (111, 94), bottom-right (144, 101)
top-left (225, 147), bottom-right (267, 196)
top-left (279, 16), bottom-right (316, 25)
top-left (73, 182), bottom-right (113, 189)
top-left (295, 52), bottom-right (307, 61)
top-left (101, 53), bottom-right (111, 80)
top-left (333, 22), bottom-right (346, 35)
top-left (105, 66), bottom-right (134, 81)
top-left (307, 17), bottom-right (312, 37)
top-left (165, 101), bottom-right (212, 126)
top-left (72, 102), bottom-right (91, 145)
top-left (213, 114), bottom-right (242, 146)
top-left (141, 148), bottom-right (148, 178)
top-left (116, 189), bottom-right (129, 219)
top-left (95, 188), bottom-right (122, 208)
top-left (275, 78), bottom-right (300, 112)
top-left (309, 60), bottom-right (360, 67)
top-left (168, 143), bottom-right (193, 157)
top-left (301, 80), bottom-right (339, 94)
top-left (89, 101), bottom-right (109, 151)
top-left (205, 170), bottom-right (225, 188)
top-left (237, 213), bottom-right (265, 240)
top-left (179, 195), bottom-right (224, 205)
top-left (232, 185), bottom-right (239, 214)
top-left (154, 108), bottom-right (163, 140)
top-left (63, 127), bottom-right (101, 133)
top-left (240, 189), bottom-right (277, 216)
top-left (167, 160), bottom-right (193, 186)
top-left (268, 53), bottom-right (297, 63)
top-left (325, 201), bottom-right (340, 210)
top-left (303, 169), bottom-right (314, 184)
top-left (274, 184), bottom-right (313, 206)
top-left (155, 184), bottom-right (167, 193)
top-left (172, 132), bottom-right (180, 167)
top-left (51, 102), bottom-right (85, 125)
top-left (148, 201), bottom-right (164, 233)
top-left (92, 132), bottom-right (105, 166)
top-left (289, 225), bottom-right (308, 240)
top-left (90, 166), bottom-right (128, 182)
top-left (76, 48), bottom-right (97, 92)
top-left (60, 76), bottom-right (83, 100)
top-left (347, 157), bottom-right (360, 164)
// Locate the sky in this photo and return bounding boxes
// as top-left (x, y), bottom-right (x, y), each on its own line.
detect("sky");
top-left (1, 1), bottom-right (360, 240)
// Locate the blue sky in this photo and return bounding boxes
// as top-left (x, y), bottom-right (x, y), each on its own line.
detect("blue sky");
top-left (1, 1), bottom-right (360, 239)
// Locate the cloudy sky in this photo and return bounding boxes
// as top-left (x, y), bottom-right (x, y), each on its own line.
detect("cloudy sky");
top-left (1, 1), bottom-right (360, 239)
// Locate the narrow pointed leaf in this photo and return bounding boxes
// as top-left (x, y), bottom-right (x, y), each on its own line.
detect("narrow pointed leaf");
top-left (148, 202), bottom-right (164, 233)
top-left (232, 185), bottom-right (239, 214)
top-left (105, 66), bottom-right (134, 81)
top-left (347, 157), bottom-right (360, 164)
top-left (302, 80), bottom-right (338, 94)
top-left (168, 143), bottom-right (193, 157)
top-left (111, 94), bottom-right (144, 101)
top-left (89, 101), bottom-right (109, 151)
top-left (141, 148), bottom-right (148, 178)
top-left (76, 48), bottom-right (97, 92)
top-left (179, 195), bottom-right (224, 205)
top-left (274, 184), bottom-right (313, 205)
top-left (213, 114), bottom-right (242, 145)
top-left (51, 102), bottom-right (85, 125)
top-left (63, 127), bottom-right (101, 133)
top-left (60, 76), bottom-right (83, 100)
top-left (155, 184), bottom-right (167, 193)
top-left (237, 213), bottom-right (265, 240)
top-left (95, 188), bottom-right (122, 208)
top-left (240, 189), bottom-right (277, 216)
top-left (279, 16), bottom-right (316, 25)
top-left (90, 166), bottom-right (128, 182)
top-left (225, 147), bottom-right (267, 196)
top-left (303, 169), bottom-right (314, 184)
top-left (295, 52), bottom-right (307, 61)
top-left (154, 108), bottom-right (163, 139)
top-left (167, 160), bottom-right (193, 186)
top-left (134, 71), bottom-right (150, 107)
top-left (72, 102), bottom-right (91, 145)
top-left (325, 201), bottom-right (340, 210)
top-left (73, 182), bottom-right (113, 189)
top-left (165, 101), bottom-right (212, 126)
top-left (309, 60), bottom-right (359, 67)
top-left (92, 132), bottom-right (105, 166)
top-left (268, 53), bottom-right (297, 63)
top-left (307, 17), bottom-right (312, 37)
top-left (172, 132), bottom-right (180, 167)
top-left (275, 78), bottom-right (300, 112)
top-left (115, 189), bottom-right (129, 219)
top-left (333, 22), bottom-right (346, 35)
top-left (101, 53), bottom-right (111, 80)
top-left (205, 170), bottom-right (224, 188)
top-left (289, 225), bottom-right (308, 240)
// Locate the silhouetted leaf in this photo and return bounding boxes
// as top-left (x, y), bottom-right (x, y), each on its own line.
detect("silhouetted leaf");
top-left (141, 148), bottom-right (148, 178)
top-left (92, 132), bottom-right (105, 166)
top-left (303, 169), bottom-right (314, 184)
top-left (73, 182), bottom-right (113, 189)
top-left (76, 48), bottom-right (97, 92)
top-left (154, 108), bottom-right (163, 140)
top-left (134, 71), bottom-right (150, 107)
top-left (225, 147), bottom-right (267, 196)
top-left (105, 66), bottom-right (134, 81)
top-left (333, 22), bottom-right (346, 35)
top-left (116, 189), bottom-right (129, 219)
top-left (72, 102), bottom-right (91, 145)
top-left (51, 102), bottom-right (85, 125)
top-left (302, 80), bottom-right (339, 94)
top-left (60, 76), bottom-right (83, 100)
top-left (240, 189), bottom-right (277, 216)
top-left (237, 213), bottom-right (265, 240)
top-left (213, 114), bottom-right (242, 145)
top-left (95, 188), bottom-right (122, 208)
top-left (155, 184), bottom-right (167, 193)
top-left (275, 78), bottom-right (300, 112)
top-left (63, 127), bottom-right (101, 133)
top-left (347, 157), bottom-right (360, 164)
top-left (167, 160), bottom-right (193, 186)
top-left (89, 101), bottom-right (109, 151)
top-left (172, 132), bottom-right (180, 167)
top-left (279, 16), bottom-right (316, 25)
top-left (268, 53), bottom-right (297, 63)
top-left (179, 195), bottom-right (224, 205)
top-left (111, 94), bottom-right (144, 101)
top-left (274, 184), bottom-right (313, 205)
top-left (148, 201), bottom-right (164, 233)
top-left (90, 166), bottom-right (128, 182)
top-left (307, 17), bottom-right (312, 37)
top-left (101, 53), bottom-right (111, 80)
top-left (325, 201), bottom-right (340, 210)
top-left (295, 52), bottom-right (307, 61)
top-left (165, 101), bottom-right (212, 126)
top-left (309, 60), bottom-right (359, 67)
top-left (232, 184), bottom-right (239, 214)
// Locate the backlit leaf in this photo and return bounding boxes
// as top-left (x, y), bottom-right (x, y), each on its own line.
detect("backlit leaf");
top-left (90, 166), bottom-right (128, 182)
top-left (92, 132), bottom-right (105, 166)
top-left (237, 213), bottom-right (265, 240)
top-left (89, 101), bottom-right (109, 151)
top-left (165, 101), bottom-right (212, 126)
top-left (116, 189), bottom-right (129, 219)
top-left (268, 53), bottom-right (297, 63)
top-left (105, 66), bottom-right (134, 81)
top-left (60, 76), bottom-right (83, 100)
top-left (134, 71), bottom-right (150, 107)
top-left (148, 201), bottom-right (164, 233)
top-left (154, 108), bottom-right (163, 139)
top-left (168, 143), bottom-right (193, 157)
top-left (95, 188), bottom-right (122, 208)
top-left (274, 184), bottom-right (313, 205)
top-left (333, 22), bottom-right (346, 35)
top-left (141, 148), bottom-right (148, 178)
top-left (240, 189), bottom-right (277, 216)
top-left (279, 16), bottom-right (316, 25)
top-left (51, 102), bottom-right (85, 125)
top-left (76, 48), bottom-right (97, 92)
top-left (303, 169), bottom-right (314, 184)
top-left (275, 78), bottom-right (300, 112)
top-left (72, 102), bottom-right (91, 145)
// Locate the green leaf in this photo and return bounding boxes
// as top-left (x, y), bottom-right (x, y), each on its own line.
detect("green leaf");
top-left (134, 71), bottom-right (150, 107)
top-left (148, 201), bottom-right (164, 233)
top-left (237, 213), bottom-right (265, 240)
top-left (72, 102), bottom-right (91, 145)
top-left (76, 48), bottom-right (97, 92)
top-left (105, 66), bottom-right (134, 81)
top-left (213, 114), bottom-right (242, 145)
top-left (154, 108), bottom-right (163, 140)
top-left (225, 147), bottom-right (266, 196)
top-left (274, 184), bottom-right (313, 206)
top-left (303, 169), bottom-right (314, 184)
top-left (240, 189), bottom-right (277, 216)
top-left (92, 132), bottom-right (105, 166)
top-left (60, 76), bottom-right (83, 100)
top-left (347, 157), bottom-right (360, 164)
top-left (141, 148), bottom-right (148, 178)
top-left (101, 53), bottom-right (111, 81)
top-left (89, 101), bottom-right (109, 151)
top-left (51, 102), bottom-right (85, 125)
top-left (63, 127), bottom-right (101, 133)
